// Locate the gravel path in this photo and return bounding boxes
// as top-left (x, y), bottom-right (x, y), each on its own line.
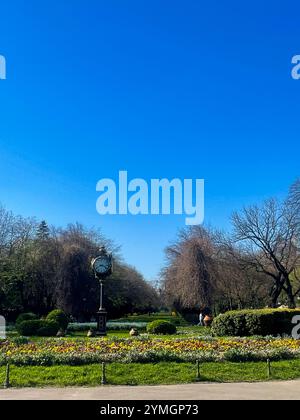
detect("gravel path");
top-left (1, 380), bottom-right (300, 400)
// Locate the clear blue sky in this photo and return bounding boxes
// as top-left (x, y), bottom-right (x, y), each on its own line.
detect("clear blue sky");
top-left (0, 0), bottom-right (299, 280)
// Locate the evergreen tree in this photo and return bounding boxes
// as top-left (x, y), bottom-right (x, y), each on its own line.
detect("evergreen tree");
top-left (36, 221), bottom-right (50, 241)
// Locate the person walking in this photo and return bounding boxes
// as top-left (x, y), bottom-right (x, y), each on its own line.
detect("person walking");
top-left (198, 311), bottom-right (203, 326)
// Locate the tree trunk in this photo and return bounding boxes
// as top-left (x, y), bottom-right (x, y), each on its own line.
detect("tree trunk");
top-left (285, 277), bottom-right (296, 309)
top-left (270, 283), bottom-right (281, 308)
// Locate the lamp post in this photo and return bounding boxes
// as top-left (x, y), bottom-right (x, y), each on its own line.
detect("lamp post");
top-left (91, 246), bottom-right (113, 336)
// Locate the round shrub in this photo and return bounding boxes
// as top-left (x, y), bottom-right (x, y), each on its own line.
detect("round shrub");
top-left (211, 308), bottom-right (300, 337)
top-left (15, 313), bottom-right (37, 327)
top-left (16, 319), bottom-right (60, 337)
top-left (16, 320), bottom-right (43, 336)
top-left (46, 309), bottom-right (69, 330)
top-left (36, 320), bottom-right (60, 337)
top-left (147, 320), bottom-right (177, 335)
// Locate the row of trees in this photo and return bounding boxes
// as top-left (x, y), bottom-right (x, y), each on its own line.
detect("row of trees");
top-left (0, 209), bottom-right (159, 321)
top-left (1, 179), bottom-right (299, 321)
top-left (161, 179), bottom-right (300, 315)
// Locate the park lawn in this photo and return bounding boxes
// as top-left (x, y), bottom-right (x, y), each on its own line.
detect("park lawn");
top-left (1, 360), bottom-right (300, 387)
top-left (114, 313), bottom-right (189, 326)
top-left (76, 326), bottom-right (209, 340)
top-left (6, 326), bottom-right (210, 341)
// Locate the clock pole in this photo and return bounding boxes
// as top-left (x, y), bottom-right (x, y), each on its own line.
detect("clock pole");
top-left (91, 246), bottom-right (113, 337)
top-left (99, 280), bottom-right (104, 311)
top-left (96, 277), bottom-right (107, 336)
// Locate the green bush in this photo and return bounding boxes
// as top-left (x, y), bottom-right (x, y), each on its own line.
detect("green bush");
top-left (46, 310), bottom-right (69, 330)
top-left (211, 308), bottom-right (300, 337)
top-left (146, 320), bottom-right (177, 335)
top-left (16, 320), bottom-right (59, 337)
top-left (16, 320), bottom-right (42, 336)
top-left (11, 336), bottom-right (30, 346)
top-left (15, 313), bottom-right (38, 327)
top-left (36, 321), bottom-right (60, 337)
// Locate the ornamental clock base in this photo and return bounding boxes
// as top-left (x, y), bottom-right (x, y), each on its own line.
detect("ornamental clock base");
top-left (96, 309), bottom-right (107, 336)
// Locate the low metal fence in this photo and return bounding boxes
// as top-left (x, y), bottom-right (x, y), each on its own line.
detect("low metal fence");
top-left (1, 359), bottom-right (273, 388)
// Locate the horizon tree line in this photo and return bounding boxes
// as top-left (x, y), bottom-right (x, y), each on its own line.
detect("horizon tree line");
top-left (0, 178), bottom-right (299, 321)
top-left (0, 209), bottom-right (160, 321)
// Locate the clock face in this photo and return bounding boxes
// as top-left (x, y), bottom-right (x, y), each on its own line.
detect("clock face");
top-left (93, 256), bottom-right (112, 275)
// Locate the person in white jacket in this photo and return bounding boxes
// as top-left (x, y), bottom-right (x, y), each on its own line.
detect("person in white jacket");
top-left (198, 312), bottom-right (203, 326)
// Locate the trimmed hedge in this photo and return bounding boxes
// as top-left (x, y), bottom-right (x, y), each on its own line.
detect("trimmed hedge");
top-left (36, 321), bottom-right (60, 337)
top-left (15, 313), bottom-right (38, 327)
top-left (16, 320), bottom-right (60, 337)
top-left (147, 320), bottom-right (177, 335)
top-left (46, 309), bottom-right (69, 330)
top-left (211, 308), bottom-right (300, 337)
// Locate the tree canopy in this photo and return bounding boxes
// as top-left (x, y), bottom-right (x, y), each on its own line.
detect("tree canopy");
top-left (0, 208), bottom-right (159, 320)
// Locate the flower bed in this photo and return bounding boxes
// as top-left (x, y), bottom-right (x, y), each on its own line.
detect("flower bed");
top-left (0, 336), bottom-right (300, 366)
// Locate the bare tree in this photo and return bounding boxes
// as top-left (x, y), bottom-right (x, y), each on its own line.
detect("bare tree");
top-left (162, 227), bottom-right (217, 315)
top-left (213, 237), bottom-right (270, 311)
top-left (232, 197), bottom-right (300, 308)
top-left (161, 225), bottom-right (270, 316)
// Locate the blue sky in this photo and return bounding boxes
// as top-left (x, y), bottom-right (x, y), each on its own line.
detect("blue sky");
top-left (0, 0), bottom-right (299, 280)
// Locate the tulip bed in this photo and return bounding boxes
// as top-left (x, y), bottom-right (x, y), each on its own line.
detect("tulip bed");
top-left (1, 336), bottom-right (300, 366)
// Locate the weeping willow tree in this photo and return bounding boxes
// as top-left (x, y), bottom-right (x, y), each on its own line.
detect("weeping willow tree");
top-left (161, 227), bottom-right (216, 321)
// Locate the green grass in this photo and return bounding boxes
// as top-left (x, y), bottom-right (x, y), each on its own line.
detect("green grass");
top-left (6, 325), bottom-right (210, 341)
top-left (114, 313), bottom-right (189, 326)
top-left (1, 360), bottom-right (300, 387)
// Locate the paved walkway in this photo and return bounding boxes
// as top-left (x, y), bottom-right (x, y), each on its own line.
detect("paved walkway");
top-left (1, 380), bottom-right (300, 400)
